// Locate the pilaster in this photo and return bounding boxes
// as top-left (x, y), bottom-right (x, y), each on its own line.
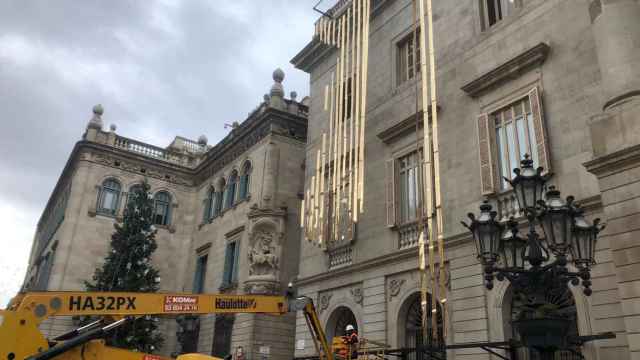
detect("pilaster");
top-left (588, 2), bottom-right (640, 358)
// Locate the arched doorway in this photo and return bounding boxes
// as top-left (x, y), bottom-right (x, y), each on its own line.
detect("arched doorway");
top-left (326, 306), bottom-right (358, 340)
top-left (506, 285), bottom-right (582, 360)
top-left (399, 293), bottom-right (445, 360)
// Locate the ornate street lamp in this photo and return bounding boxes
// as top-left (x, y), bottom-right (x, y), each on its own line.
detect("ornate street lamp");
top-left (463, 155), bottom-right (604, 359)
top-left (499, 218), bottom-right (527, 270)
top-left (505, 154), bottom-right (548, 212)
top-left (571, 209), bottom-right (604, 271)
top-left (463, 201), bottom-right (503, 266)
top-left (538, 186), bottom-right (574, 257)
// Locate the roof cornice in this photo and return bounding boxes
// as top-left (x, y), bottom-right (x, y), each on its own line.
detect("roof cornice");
top-left (290, 38), bottom-right (335, 74)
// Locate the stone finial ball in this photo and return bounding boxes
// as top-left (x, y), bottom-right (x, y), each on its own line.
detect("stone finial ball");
top-left (290, 91), bottom-right (298, 100)
top-left (93, 104), bottom-right (104, 116)
top-left (273, 68), bottom-right (285, 83)
top-left (198, 134), bottom-right (208, 145)
top-left (109, 124), bottom-right (117, 132)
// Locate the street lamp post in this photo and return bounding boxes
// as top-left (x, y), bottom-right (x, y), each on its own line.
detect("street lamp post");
top-left (462, 155), bottom-right (604, 359)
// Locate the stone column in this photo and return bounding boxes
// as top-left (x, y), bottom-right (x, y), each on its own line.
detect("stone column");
top-left (591, 0), bottom-right (640, 111)
top-left (587, 2), bottom-right (640, 359)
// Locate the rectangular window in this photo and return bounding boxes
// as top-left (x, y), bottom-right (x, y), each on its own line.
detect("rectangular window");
top-left (396, 29), bottom-right (421, 86)
top-left (397, 151), bottom-right (421, 224)
top-left (193, 254), bottom-right (208, 294)
top-left (222, 241), bottom-right (239, 287)
top-left (481, 0), bottom-right (518, 29)
top-left (211, 315), bottom-right (234, 357)
top-left (494, 97), bottom-right (538, 190)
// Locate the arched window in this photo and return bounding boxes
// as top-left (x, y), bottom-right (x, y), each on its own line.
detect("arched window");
top-left (98, 179), bottom-right (121, 215)
top-left (215, 178), bottom-right (226, 214)
top-left (153, 191), bottom-right (172, 225)
top-left (203, 187), bottom-right (215, 222)
top-left (401, 293), bottom-right (445, 360)
top-left (225, 171), bottom-right (238, 209)
top-left (127, 184), bottom-right (144, 205)
top-left (238, 161), bottom-right (251, 200)
top-left (326, 306), bottom-right (358, 341)
top-left (507, 286), bottom-right (582, 360)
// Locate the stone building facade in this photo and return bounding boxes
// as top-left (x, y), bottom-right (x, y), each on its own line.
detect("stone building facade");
top-left (23, 70), bottom-right (309, 359)
top-left (292, 1), bottom-right (640, 360)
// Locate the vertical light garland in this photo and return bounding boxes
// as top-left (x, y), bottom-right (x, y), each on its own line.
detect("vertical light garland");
top-left (427, 0), bottom-right (448, 339)
top-left (414, 0), bottom-right (447, 342)
top-left (303, 0), bottom-right (371, 247)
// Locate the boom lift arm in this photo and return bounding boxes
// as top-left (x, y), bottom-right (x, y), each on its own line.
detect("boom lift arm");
top-left (1, 291), bottom-right (333, 360)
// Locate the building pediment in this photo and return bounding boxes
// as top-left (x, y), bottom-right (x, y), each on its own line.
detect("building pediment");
top-left (461, 42), bottom-right (550, 98)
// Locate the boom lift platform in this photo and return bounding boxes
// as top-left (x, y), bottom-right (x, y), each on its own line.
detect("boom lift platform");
top-left (0, 291), bottom-right (333, 360)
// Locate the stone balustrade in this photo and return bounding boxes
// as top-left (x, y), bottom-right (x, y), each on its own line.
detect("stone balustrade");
top-left (398, 221), bottom-right (420, 249)
top-left (328, 245), bottom-right (353, 269)
top-left (115, 135), bottom-right (169, 160)
top-left (494, 189), bottom-right (522, 222)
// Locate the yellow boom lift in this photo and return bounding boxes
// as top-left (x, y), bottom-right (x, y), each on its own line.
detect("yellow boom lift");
top-left (0, 291), bottom-right (332, 360)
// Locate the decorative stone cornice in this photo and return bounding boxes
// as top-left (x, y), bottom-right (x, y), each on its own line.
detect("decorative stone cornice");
top-left (247, 205), bottom-right (287, 219)
top-left (224, 225), bottom-right (245, 239)
top-left (290, 38), bottom-right (335, 74)
top-left (461, 42), bottom-right (550, 98)
top-left (195, 107), bottom-right (307, 185)
top-left (376, 105), bottom-right (440, 144)
top-left (88, 151), bottom-right (193, 187)
top-left (584, 143), bottom-right (640, 178)
top-left (195, 242), bottom-right (212, 254)
top-left (296, 232), bottom-right (473, 286)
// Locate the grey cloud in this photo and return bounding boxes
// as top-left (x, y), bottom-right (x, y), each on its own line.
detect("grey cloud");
top-left (0, 1), bottom-right (317, 299)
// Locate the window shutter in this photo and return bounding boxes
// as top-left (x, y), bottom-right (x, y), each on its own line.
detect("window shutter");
top-left (222, 243), bottom-right (232, 285)
top-left (239, 176), bottom-right (248, 199)
top-left (222, 187), bottom-right (229, 209)
top-left (202, 198), bottom-right (210, 223)
top-left (96, 186), bottom-right (103, 211)
top-left (232, 241), bottom-right (240, 283)
top-left (192, 263), bottom-right (201, 293)
top-left (385, 158), bottom-right (396, 227)
top-left (166, 201), bottom-right (173, 226)
top-left (528, 86), bottom-right (551, 174)
top-left (476, 113), bottom-right (497, 195)
top-left (114, 191), bottom-right (122, 216)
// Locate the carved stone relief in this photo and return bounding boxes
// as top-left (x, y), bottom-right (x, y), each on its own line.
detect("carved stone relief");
top-left (350, 286), bottom-right (363, 306)
top-left (248, 230), bottom-right (279, 277)
top-left (388, 279), bottom-right (406, 301)
top-left (318, 293), bottom-right (332, 314)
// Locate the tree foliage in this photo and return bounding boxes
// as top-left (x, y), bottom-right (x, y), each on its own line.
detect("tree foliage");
top-left (85, 180), bottom-right (164, 353)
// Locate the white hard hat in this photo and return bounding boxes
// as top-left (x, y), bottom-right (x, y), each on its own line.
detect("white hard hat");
top-left (345, 324), bottom-right (355, 331)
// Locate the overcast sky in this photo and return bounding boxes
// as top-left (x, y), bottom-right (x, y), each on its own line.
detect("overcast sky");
top-left (0, 1), bottom-right (322, 306)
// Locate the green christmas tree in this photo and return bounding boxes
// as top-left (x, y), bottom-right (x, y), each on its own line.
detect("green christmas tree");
top-left (85, 180), bottom-right (164, 353)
